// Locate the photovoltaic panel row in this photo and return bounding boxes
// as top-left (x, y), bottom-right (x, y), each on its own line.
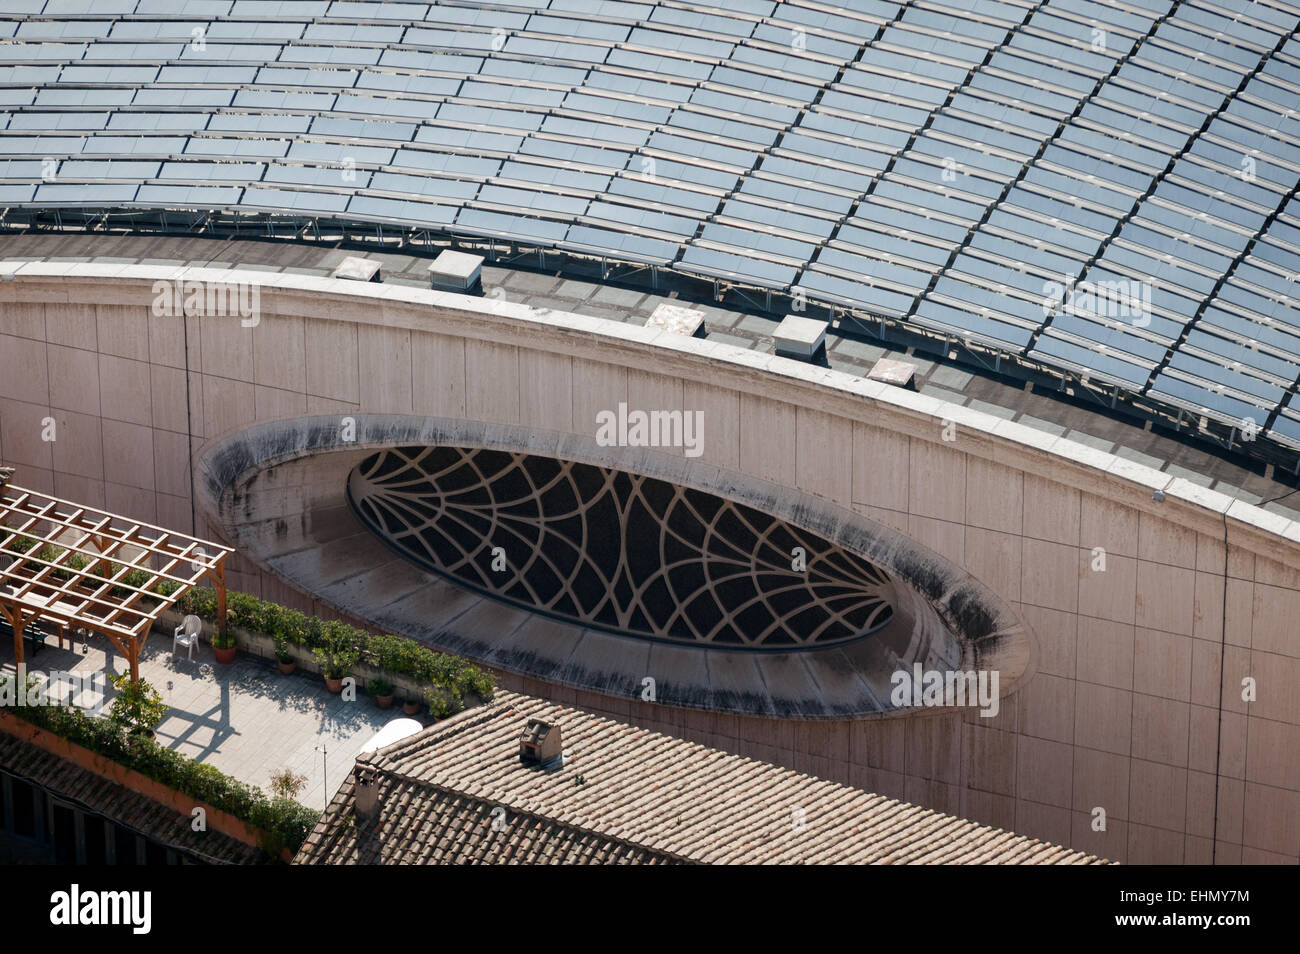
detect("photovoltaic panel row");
top-left (1033, 3), bottom-right (1299, 416)
top-left (798, 0), bottom-right (1131, 333)
top-left (1, 0), bottom-right (1300, 437)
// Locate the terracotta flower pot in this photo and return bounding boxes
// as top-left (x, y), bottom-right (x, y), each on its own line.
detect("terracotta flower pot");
top-left (213, 645), bottom-right (237, 664)
top-left (376, 694), bottom-right (394, 710)
top-left (325, 676), bottom-right (344, 693)
top-left (277, 660), bottom-right (296, 676)
top-left (402, 700), bottom-right (420, 715)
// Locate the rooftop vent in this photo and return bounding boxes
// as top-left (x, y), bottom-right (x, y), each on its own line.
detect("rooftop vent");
top-left (519, 719), bottom-right (563, 768)
top-left (428, 249), bottom-right (484, 294)
top-left (773, 314), bottom-right (827, 361)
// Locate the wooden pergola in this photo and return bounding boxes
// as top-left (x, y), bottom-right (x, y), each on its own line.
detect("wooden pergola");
top-left (0, 480), bottom-right (232, 682)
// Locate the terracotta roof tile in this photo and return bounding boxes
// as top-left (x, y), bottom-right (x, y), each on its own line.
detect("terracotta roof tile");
top-left (296, 692), bottom-right (1109, 865)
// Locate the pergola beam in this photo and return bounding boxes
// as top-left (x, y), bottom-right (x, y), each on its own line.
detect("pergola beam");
top-left (0, 536), bottom-right (217, 620)
top-left (0, 519), bottom-right (210, 592)
top-left (0, 494), bottom-right (218, 569)
top-left (1, 482), bottom-right (233, 683)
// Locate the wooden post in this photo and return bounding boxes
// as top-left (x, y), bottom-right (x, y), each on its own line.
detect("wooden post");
top-left (215, 560), bottom-right (227, 636)
top-left (4, 604), bottom-right (23, 668)
top-left (129, 620), bottom-right (149, 684)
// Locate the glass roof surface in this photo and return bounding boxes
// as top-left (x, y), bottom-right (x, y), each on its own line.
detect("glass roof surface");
top-left (0, 0), bottom-right (1298, 429)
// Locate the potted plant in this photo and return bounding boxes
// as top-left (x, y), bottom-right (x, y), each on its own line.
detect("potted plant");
top-left (424, 686), bottom-right (461, 721)
top-left (211, 629), bottom-right (238, 665)
top-left (108, 674), bottom-right (167, 743)
top-left (368, 677), bottom-right (395, 709)
top-left (401, 695), bottom-right (421, 716)
top-left (313, 645), bottom-right (358, 693)
top-left (273, 635), bottom-right (296, 676)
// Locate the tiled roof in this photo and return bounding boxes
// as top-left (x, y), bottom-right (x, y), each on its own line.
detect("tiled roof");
top-left (0, 730), bottom-right (264, 866)
top-left (296, 691), bottom-right (1108, 865)
top-left (305, 777), bottom-right (684, 865)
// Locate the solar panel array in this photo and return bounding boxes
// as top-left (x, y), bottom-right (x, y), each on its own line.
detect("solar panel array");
top-left (1, 0), bottom-right (1299, 446)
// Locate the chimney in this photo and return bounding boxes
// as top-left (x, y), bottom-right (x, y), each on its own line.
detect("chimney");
top-left (519, 719), bottom-right (563, 768)
top-left (354, 765), bottom-right (381, 823)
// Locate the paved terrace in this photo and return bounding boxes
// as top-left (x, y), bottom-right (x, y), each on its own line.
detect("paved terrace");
top-left (2, 230), bottom-right (1298, 518)
top-left (1, 626), bottom-right (395, 811)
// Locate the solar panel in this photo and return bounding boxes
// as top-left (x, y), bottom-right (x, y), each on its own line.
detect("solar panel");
top-left (330, 1), bottom-right (428, 17)
top-left (0, 0), bottom-right (1298, 450)
top-left (266, 163), bottom-right (369, 187)
top-left (369, 171), bottom-right (478, 201)
top-left (241, 185), bottom-right (349, 212)
top-left (563, 225), bottom-right (677, 264)
top-left (349, 194), bottom-right (458, 226)
top-left (456, 207), bottom-right (568, 244)
top-left (679, 245), bottom-right (797, 288)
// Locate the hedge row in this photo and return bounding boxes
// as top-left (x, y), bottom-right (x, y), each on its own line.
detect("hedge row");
top-left (178, 588), bottom-right (495, 711)
top-left (0, 677), bottom-right (319, 859)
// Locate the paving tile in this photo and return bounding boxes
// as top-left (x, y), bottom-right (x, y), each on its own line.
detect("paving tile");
top-left (1068, 429), bottom-right (1117, 453)
top-left (928, 364), bottom-right (974, 390)
top-left (1, 635), bottom-right (394, 803)
top-left (1113, 444), bottom-right (1165, 470)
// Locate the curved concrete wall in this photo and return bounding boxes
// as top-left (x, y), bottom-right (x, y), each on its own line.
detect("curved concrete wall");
top-left (2, 260), bottom-right (1299, 864)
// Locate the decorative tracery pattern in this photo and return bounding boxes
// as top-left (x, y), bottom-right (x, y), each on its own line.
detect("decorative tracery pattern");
top-left (348, 447), bottom-right (894, 649)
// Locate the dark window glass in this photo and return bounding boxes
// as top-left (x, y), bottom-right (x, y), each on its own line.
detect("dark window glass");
top-left (50, 803), bottom-right (76, 863)
top-left (10, 780), bottom-right (35, 838)
top-left (145, 838), bottom-right (167, 866)
top-left (83, 814), bottom-right (107, 865)
top-left (115, 824), bottom-right (141, 865)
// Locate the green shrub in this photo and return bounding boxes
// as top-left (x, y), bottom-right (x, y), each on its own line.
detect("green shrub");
top-left (272, 634), bottom-right (293, 663)
top-left (177, 587), bottom-right (494, 705)
top-left (423, 686), bottom-right (462, 720)
top-left (178, 587), bottom-right (218, 620)
top-left (107, 675), bottom-right (167, 735)
top-left (313, 645), bottom-right (359, 680)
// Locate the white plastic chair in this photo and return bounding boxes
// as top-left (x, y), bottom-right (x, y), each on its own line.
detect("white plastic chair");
top-left (173, 614), bottom-right (202, 661)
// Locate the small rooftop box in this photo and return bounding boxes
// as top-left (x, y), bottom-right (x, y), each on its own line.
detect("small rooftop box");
top-left (773, 314), bottom-right (827, 361)
top-left (428, 249), bottom-right (484, 294)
